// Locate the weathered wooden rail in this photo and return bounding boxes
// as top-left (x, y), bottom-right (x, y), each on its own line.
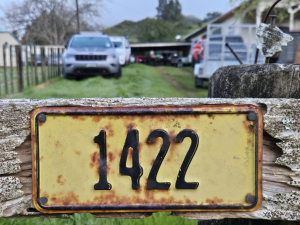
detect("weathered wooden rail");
top-left (0, 98), bottom-right (299, 221)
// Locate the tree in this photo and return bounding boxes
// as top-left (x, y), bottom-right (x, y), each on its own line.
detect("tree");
top-left (157, 0), bottom-right (182, 21)
top-left (203, 12), bottom-right (222, 22)
top-left (157, 0), bottom-right (168, 19)
top-left (1, 0), bottom-right (104, 45)
top-left (229, 0), bottom-right (292, 24)
top-left (138, 18), bottom-right (175, 42)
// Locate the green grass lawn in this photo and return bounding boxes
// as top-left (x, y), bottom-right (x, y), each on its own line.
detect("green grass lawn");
top-left (10, 64), bottom-right (208, 99)
top-left (0, 212), bottom-right (197, 225)
top-left (2, 64), bottom-right (206, 224)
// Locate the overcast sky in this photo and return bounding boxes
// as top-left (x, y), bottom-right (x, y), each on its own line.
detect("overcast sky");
top-left (101, 0), bottom-right (233, 28)
top-left (0, 0), bottom-right (233, 30)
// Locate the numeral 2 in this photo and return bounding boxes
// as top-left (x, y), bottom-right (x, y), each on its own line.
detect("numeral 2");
top-left (146, 129), bottom-right (171, 190)
top-left (175, 129), bottom-right (199, 189)
top-left (94, 130), bottom-right (112, 190)
top-left (119, 129), bottom-right (143, 190)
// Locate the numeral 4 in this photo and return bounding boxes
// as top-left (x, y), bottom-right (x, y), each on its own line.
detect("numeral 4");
top-left (119, 129), bottom-right (143, 190)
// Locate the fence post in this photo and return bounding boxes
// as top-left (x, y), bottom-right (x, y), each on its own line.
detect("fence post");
top-left (30, 45), bottom-right (34, 86)
top-left (3, 43), bottom-right (8, 95)
top-left (41, 47), bottom-right (46, 82)
top-left (50, 48), bottom-right (53, 78)
top-left (47, 47), bottom-right (50, 80)
top-left (33, 46), bottom-right (38, 85)
top-left (55, 48), bottom-right (58, 77)
top-left (9, 45), bottom-right (14, 94)
top-left (25, 46), bottom-right (29, 87)
top-left (58, 48), bottom-right (61, 77)
top-left (15, 45), bottom-right (23, 92)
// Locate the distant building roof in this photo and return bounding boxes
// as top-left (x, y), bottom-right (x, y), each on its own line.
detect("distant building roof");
top-left (0, 31), bottom-right (21, 45)
top-left (183, 6), bottom-right (239, 41)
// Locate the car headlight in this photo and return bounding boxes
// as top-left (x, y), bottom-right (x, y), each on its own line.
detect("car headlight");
top-left (65, 54), bottom-right (74, 59)
top-left (108, 54), bottom-right (116, 59)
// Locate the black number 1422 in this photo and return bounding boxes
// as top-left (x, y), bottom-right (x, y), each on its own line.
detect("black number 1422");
top-left (94, 129), bottom-right (199, 190)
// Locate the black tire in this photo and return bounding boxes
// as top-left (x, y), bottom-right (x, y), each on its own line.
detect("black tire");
top-left (114, 66), bottom-right (122, 79)
top-left (195, 77), bottom-right (203, 88)
top-left (63, 68), bottom-right (74, 80)
top-left (64, 73), bottom-right (74, 79)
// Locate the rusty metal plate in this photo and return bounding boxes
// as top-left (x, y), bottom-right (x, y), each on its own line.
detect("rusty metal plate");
top-left (31, 105), bottom-right (263, 214)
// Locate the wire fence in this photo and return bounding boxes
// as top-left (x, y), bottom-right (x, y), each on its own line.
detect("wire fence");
top-left (0, 45), bottom-right (65, 97)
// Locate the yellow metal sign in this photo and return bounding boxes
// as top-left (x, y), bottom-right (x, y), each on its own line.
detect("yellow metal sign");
top-left (31, 105), bottom-right (263, 213)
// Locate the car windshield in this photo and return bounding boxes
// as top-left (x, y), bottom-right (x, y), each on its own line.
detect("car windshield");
top-left (113, 41), bottom-right (123, 48)
top-left (70, 37), bottom-right (112, 48)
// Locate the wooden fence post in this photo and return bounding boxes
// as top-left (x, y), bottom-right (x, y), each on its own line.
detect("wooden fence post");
top-left (30, 45), bottom-right (34, 86)
top-left (15, 45), bottom-right (23, 92)
top-left (1, 98), bottom-right (300, 222)
top-left (25, 46), bottom-right (30, 87)
top-left (50, 48), bottom-right (53, 78)
top-left (58, 48), bottom-right (61, 77)
top-left (33, 46), bottom-right (38, 85)
top-left (41, 47), bottom-right (46, 83)
top-left (47, 47), bottom-right (50, 80)
top-left (206, 64), bottom-right (300, 224)
top-left (9, 45), bottom-right (14, 94)
top-left (2, 43), bottom-right (8, 95)
top-left (53, 48), bottom-right (56, 77)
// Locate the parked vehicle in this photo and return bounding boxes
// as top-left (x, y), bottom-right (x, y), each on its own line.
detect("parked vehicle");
top-left (168, 52), bottom-right (183, 67)
top-left (110, 36), bottom-right (131, 66)
top-left (147, 51), bottom-right (164, 66)
top-left (137, 55), bottom-right (146, 63)
top-left (130, 54), bottom-right (135, 63)
top-left (62, 33), bottom-right (121, 79)
top-left (194, 31), bottom-right (250, 88)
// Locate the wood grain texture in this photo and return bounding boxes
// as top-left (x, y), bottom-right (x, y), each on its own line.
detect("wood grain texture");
top-left (0, 98), bottom-right (300, 220)
top-left (208, 64), bottom-right (300, 99)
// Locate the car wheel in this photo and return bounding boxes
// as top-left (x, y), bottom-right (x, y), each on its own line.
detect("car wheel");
top-left (114, 66), bottom-right (122, 79)
top-left (195, 77), bottom-right (203, 88)
top-left (63, 70), bottom-right (73, 80)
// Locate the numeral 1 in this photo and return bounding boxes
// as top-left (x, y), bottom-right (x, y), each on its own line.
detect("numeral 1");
top-left (146, 129), bottom-right (171, 190)
top-left (175, 129), bottom-right (199, 189)
top-left (119, 129), bottom-right (143, 190)
top-left (94, 130), bottom-right (112, 190)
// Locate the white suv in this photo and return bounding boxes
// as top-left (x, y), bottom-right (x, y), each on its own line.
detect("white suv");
top-left (110, 36), bottom-right (131, 66)
top-left (62, 33), bottom-right (121, 79)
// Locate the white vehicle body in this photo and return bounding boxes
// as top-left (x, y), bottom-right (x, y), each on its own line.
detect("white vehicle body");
top-left (194, 24), bottom-right (264, 79)
top-left (110, 36), bottom-right (131, 66)
top-left (181, 55), bottom-right (192, 65)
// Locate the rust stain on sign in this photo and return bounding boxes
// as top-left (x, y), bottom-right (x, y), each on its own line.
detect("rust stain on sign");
top-left (31, 105), bottom-right (263, 214)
